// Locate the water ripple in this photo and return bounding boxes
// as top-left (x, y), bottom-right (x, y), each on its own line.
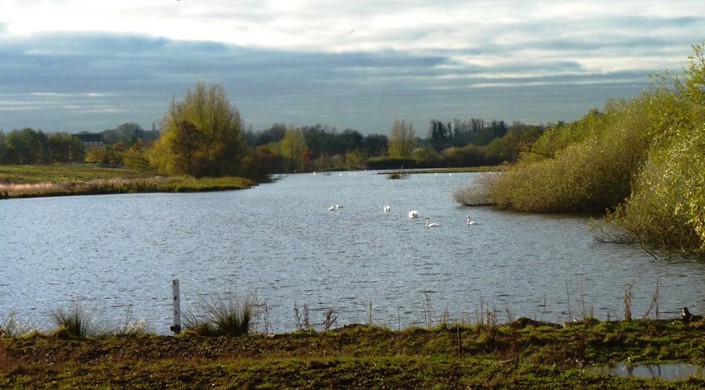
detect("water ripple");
top-left (2, 173), bottom-right (705, 333)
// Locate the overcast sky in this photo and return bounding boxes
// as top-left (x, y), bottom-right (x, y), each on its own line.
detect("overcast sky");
top-left (1, 1), bottom-right (704, 135)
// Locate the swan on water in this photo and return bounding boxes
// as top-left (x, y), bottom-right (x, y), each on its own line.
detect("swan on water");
top-left (466, 215), bottom-right (478, 225)
top-left (408, 210), bottom-right (419, 219)
top-left (328, 205), bottom-right (336, 211)
top-left (383, 205), bottom-right (391, 213)
top-left (425, 217), bottom-right (439, 228)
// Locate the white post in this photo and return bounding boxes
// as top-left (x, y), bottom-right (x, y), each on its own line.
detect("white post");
top-left (170, 279), bottom-right (182, 334)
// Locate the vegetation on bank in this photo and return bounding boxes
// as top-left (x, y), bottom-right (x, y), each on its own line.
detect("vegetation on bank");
top-left (2, 317), bottom-right (705, 388)
top-left (2, 282), bottom-right (703, 387)
top-left (455, 43), bottom-right (705, 256)
top-left (0, 164), bottom-right (254, 198)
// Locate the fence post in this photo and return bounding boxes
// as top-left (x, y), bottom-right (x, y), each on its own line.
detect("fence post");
top-left (170, 279), bottom-right (181, 334)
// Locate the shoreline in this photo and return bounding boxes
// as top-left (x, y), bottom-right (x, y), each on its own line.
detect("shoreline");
top-left (0, 175), bottom-right (255, 199)
top-left (1, 318), bottom-right (704, 387)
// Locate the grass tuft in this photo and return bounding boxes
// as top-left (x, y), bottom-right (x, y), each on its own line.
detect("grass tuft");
top-left (105, 308), bottom-right (151, 336)
top-left (1, 310), bottom-right (36, 337)
top-left (51, 303), bottom-right (94, 339)
top-left (185, 295), bottom-right (253, 337)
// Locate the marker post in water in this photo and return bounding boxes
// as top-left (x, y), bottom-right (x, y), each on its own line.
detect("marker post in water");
top-left (170, 279), bottom-right (182, 334)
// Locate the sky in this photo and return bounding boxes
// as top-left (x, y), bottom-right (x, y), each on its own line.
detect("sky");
top-left (1, 1), bottom-right (704, 135)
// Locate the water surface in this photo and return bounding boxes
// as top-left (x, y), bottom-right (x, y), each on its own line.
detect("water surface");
top-left (2, 172), bottom-right (704, 333)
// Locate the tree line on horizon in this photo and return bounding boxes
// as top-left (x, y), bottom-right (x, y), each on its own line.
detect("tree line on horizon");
top-left (239, 118), bottom-right (543, 173)
top-left (0, 82), bottom-right (545, 176)
top-left (0, 123), bottom-right (160, 166)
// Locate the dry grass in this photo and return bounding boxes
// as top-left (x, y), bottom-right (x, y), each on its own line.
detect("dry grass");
top-left (452, 172), bottom-right (500, 206)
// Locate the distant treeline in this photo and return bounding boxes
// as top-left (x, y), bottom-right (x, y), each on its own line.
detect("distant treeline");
top-left (0, 117), bottom-right (545, 173)
top-left (0, 123), bottom-right (159, 166)
top-left (243, 119), bottom-right (545, 172)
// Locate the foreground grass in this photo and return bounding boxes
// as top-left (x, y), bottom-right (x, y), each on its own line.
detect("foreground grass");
top-left (2, 320), bottom-right (705, 388)
top-left (0, 164), bottom-right (254, 198)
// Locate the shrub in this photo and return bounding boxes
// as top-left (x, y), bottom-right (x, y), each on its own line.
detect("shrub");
top-left (606, 44), bottom-right (705, 255)
top-left (609, 118), bottom-right (705, 254)
top-left (452, 172), bottom-right (499, 206)
top-left (472, 42), bottom-right (705, 255)
top-left (485, 95), bottom-right (661, 213)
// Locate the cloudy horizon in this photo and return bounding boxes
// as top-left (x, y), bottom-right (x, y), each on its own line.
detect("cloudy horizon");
top-left (1, 1), bottom-right (704, 135)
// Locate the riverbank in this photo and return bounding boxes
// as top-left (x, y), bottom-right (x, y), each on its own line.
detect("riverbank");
top-left (380, 166), bottom-right (503, 175)
top-left (0, 164), bottom-right (255, 198)
top-left (1, 319), bottom-right (704, 388)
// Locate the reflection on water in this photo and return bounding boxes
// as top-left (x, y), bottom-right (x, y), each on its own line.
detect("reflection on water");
top-left (2, 172), bottom-right (705, 334)
top-left (591, 362), bottom-right (705, 380)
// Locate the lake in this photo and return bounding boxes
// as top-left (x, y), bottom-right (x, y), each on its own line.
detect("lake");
top-left (2, 171), bottom-right (704, 334)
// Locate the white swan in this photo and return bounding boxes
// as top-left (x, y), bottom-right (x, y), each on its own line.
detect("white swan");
top-left (383, 205), bottom-right (391, 213)
top-left (408, 210), bottom-right (419, 219)
top-left (335, 204), bottom-right (343, 209)
top-left (328, 205), bottom-right (336, 211)
top-left (425, 217), bottom-right (439, 228)
top-left (466, 215), bottom-right (478, 226)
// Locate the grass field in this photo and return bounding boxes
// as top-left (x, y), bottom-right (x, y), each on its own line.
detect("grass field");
top-left (1, 319), bottom-right (704, 388)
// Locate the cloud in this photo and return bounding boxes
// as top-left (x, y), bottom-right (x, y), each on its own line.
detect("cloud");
top-left (0, 1), bottom-right (704, 133)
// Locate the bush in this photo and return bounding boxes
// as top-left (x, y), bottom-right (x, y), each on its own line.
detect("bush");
top-left (605, 44), bottom-right (705, 255)
top-left (452, 172), bottom-right (499, 206)
top-left (469, 42), bottom-right (705, 255)
top-left (609, 117), bottom-right (705, 254)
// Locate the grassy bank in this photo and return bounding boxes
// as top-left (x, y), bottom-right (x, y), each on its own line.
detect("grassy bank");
top-left (0, 164), bottom-right (255, 198)
top-left (1, 319), bottom-right (704, 388)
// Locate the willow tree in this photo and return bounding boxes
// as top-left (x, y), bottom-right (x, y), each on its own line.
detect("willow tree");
top-left (279, 126), bottom-right (306, 172)
top-left (388, 119), bottom-right (416, 157)
top-left (151, 81), bottom-right (245, 177)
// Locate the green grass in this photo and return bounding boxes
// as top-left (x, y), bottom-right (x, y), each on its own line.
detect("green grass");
top-left (0, 164), bottom-right (151, 183)
top-left (1, 319), bottom-right (705, 388)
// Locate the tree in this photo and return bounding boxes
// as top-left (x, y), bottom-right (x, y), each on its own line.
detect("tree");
top-left (362, 133), bottom-right (388, 157)
top-left (279, 126), bottom-right (306, 172)
top-left (240, 145), bottom-right (282, 181)
top-left (4, 128), bottom-right (48, 164)
top-left (122, 140), bottom-right (152, 171)
top-left (246, 123), bottom-right (287, 147)
top-left (0, 131), bottom-right (5, 162)
top-left (47, 133), bottom-right (84, 163)
top-left (673, 43), bottom-right (705, 104)
top-left (151, 81), bottom-right (245, 177)
top-left (388, 120), bottom-right (416, 157)
top-left (340, 129), bottom-right (363, 152)
top-left (429, 119), bottom-right (452, 151)
top-left (170, 121), bottom-right (204, 175)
